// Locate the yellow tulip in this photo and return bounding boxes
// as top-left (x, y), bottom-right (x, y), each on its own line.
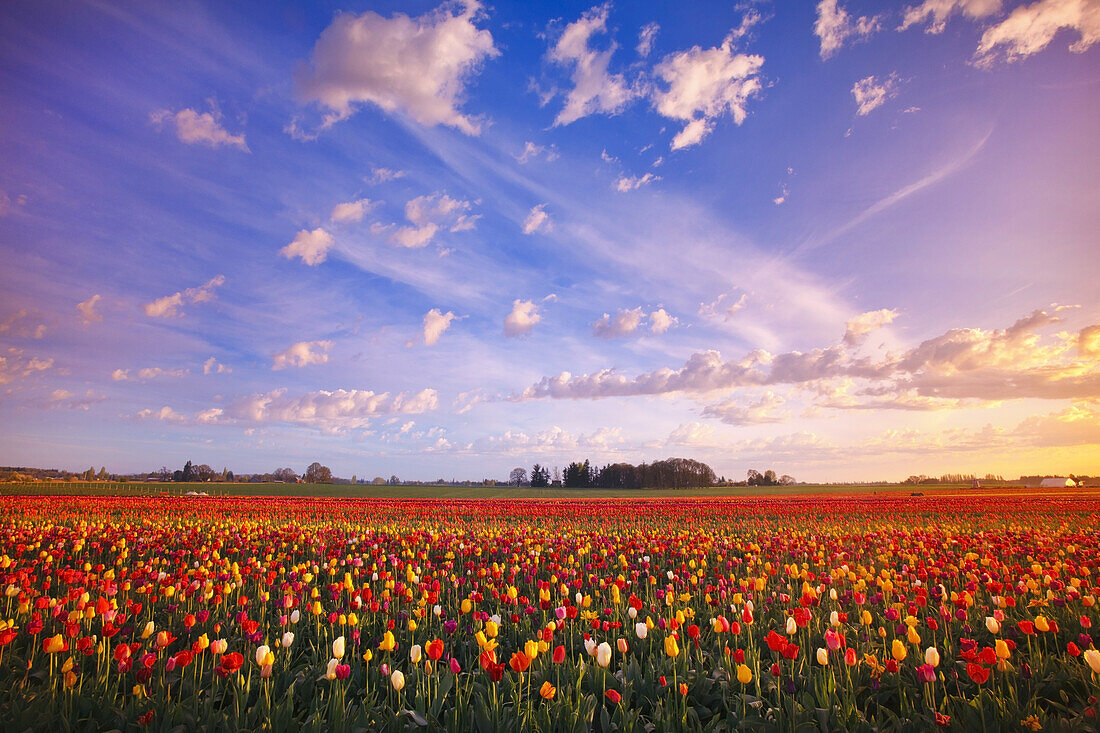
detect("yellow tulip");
top-left (664, 636), bottom-right (680, 658)
top-left (736, 664), bottom-right (752, 684)
top-left (891, 639), bottom-right (907, 662)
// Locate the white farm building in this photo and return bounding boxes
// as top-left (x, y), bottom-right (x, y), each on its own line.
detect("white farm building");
top-left (1038, 477), bottom-right (1077, 488)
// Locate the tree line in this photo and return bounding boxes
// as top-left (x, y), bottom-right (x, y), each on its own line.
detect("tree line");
top-left (514, 458), bottom-right (719, 489)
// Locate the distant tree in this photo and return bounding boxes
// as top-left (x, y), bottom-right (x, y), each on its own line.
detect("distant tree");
top-left (305, 462), bottom-right (333, 484)
top-left (351, 475), bottom-right (357, 485)
top-left (157, 466), bottom-right (171, 481)
top-left (226, 471), bottom-right (235, 482)
top-left (564, 460), bottom-right (595, 488)
top-left (552, 466), bottom-right (561, 485)
top-left (372, 477), bottom-right (387, 485)
top-left (389, 475), bottom-right (400, 485)
top-left (530, 464), bottom-right (549, 488)
top-left (779, 474), bottom-right (796, 485)
top-left (97, 467), bottom-right (108, 480)
top-left (763, 469), bottom-right (778, 486)
top-left (272, 467), bottom-right (299, 483)
top-left (181, 460), bottom-right (194, 482)
top-left (509, 467), bottom-right (528, 486)
top-left (747, 469), bottom-right (762, 486)
top-left (195, 464), bottom-right (216, 482)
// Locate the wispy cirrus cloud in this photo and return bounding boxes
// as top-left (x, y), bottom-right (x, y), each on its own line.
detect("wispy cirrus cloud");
top-left (142, 275), bottom-right (225, 318)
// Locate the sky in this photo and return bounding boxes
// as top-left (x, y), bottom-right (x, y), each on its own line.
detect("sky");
top-left (1, 0), bottom-right (1098, 482)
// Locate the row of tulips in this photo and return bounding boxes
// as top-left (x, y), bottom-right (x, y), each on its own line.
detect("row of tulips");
top-left (0, 492), bottom-right (1098, 730)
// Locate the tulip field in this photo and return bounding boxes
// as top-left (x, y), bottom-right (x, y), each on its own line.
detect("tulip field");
top-left (1, 490), bottom-right (1099, 731)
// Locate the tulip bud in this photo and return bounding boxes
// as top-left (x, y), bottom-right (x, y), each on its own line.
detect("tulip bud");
top-left (985, 617), bottom-right (1000, 634)
top-left (410, 644), bottom-right (422, 663)
top-left (925, 647), bottom-right (940, 667)
top-left (391, 669), bottom-right (406, 691)
top-left (635, 622), bottom-right (648, 639)
top-left (596, 642), bottom-right (612, 668)
top-left (255, 645), bottom-right (270, 666)
top-left (816, 648), bottom-right (829, 666)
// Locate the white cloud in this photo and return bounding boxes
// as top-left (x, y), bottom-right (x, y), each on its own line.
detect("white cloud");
top-left (851, 73), bottom-right (900, 116)
top-left (136, 406), bottom-right (189, 424)
top-left (899, 0), bottom-right (1002, 33)
top-left (422, 308), bottom-right (457, 346)
top-left (592, 307), bottom-right (646, 338)
top-left (549, 4), bottom-right (640, 126)
top-left (150, 107), bottom-right (248, 151)
top-left (112, 367), bottom-right (188, 381)
top-left (702, 391), bottom-right (789, 426)
top-left (503, 299), bottom-right (542, 337)
top-left (843, 308), bottom-right (899, 346)
top-left (203, 357), bottom-right (231, 375)
top-left (272, 340), bottom-right (333, 370)
top-left (614, 172), bottom-right (660, 191)
top-left (279, 228), bottom-right (334, 266)
top-left (142, 275), bottom-right (225, 318)
top-left (699, 292), bottom-right (748, 321)
top-left (295, 1), bottom-right (497, 134)
top-left (77, 294), bottom-right (102, 324)
top-left (814, 0), bottom-right (882, 58)
top-left (230, 387), bottom-right (438, 431)
top-left (515, 141), bottom-right (559, 164)
top-left (365, 167), bottom-right (407, 184)
top-left (0, 310), bottom-right (45, 339)
top-left (522, 204), bottom-right (552, 234)
top-left (331, 198), bottom-right (375, 223)
top-left (649, 308), bottom-right (678, 334)
top-left (0, 348), bottom-right (53, 385)
top-left (1080, 324), bottom-right (1100, 357)
top-left (391, 193), bottom-right (477, 248)
top-left (974, 0), bottom-right (1100, 65)
top-left (650, 32), bottom-right (765, 150)
top-left (636, 22), bottom-right (659, 56)
top-left (43, 389), bottom-right (105, 411)
top-left (517, 306), bottom-right (1100, 405)
top-left (667, 421), bottom-right (716, 446)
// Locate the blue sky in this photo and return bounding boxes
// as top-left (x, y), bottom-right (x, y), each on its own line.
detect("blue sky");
top-left (1, 0), bottom-right (1098, 481)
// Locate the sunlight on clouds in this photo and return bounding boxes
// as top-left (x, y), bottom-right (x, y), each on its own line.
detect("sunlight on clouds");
top-left (974, 0), bottom-right (1100, 65)
top-left (295, 1), bottom-right (497, 133)
top-left (851, 74), bottom-right (900, 116)
top-left (142, 276), bottom-right (225, 318)
top-left (548, 4), bottom-right (640, 126)
top-left (899, 0), bottom-right (1003, 33)
top-left (272, 340), bottom-right (333, 370)
top-left (814, 0), bottom-right (882, 58)
top-left (150, 107), bottom-right (248, 151)
top-left (503, 299), bottom-right (542, 337)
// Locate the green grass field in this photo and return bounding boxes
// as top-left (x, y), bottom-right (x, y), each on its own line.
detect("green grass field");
top-left (0, 480), bottom-right (1009, 499)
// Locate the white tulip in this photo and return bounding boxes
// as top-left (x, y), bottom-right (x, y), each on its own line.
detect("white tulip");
top-left (596, 642), bottom-right (612, 668)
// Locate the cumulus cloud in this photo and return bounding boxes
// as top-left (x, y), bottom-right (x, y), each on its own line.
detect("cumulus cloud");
top-left (422, 308), bottom-right (457, 346)
top-left (549, 4), bottom-right (640, 126)
top-left (592, 307), bottom-right (646, 338)
top-left (649, 308), bottom-right (678, 334)
top-left (150, 107), bottom-right (248, 151)
top-left (77, 294), bottom-right (102, 324)
top-left (331, 198), bottom-right (375, 223)
top-left (613, 172), bottom-right (660, 191)
top-left (515, 141), bottom-right (559, 163)
top-left (366, 167), bottom-right (407, 184)
top-left (636, 22), bottom-right (660, 56)
top-left (295, 1), bottom-right (498, 134)
top-left (522, 204), bottom-right (552, 234)
top-left (516, 306), bottom-right (1100, 405)
top-left (203, 357), bottom-right (231, 375)
top-left (650, 31), bottom-right (765, 150)
top-left (0, 310), bottom-right (46, 339)
top-left (0, 348), bottom-right (53, 385)
top-left (464, 425), bottom-right (626, 456)
top-left (699, 292), bottom-right (748, 321)
top-left (667, 421), bottom-right (716, 446)
top-left (503, 299), bottom-right (542, 337)
top-left (843, 308), bottom-right (899, 346)
top-left (814, 0), bottom-right (882, 58)
top-left (279, 228), bottom-right (334, 266)
top-left (142, 275), bottom-right (225, 318)
top-left (1080, 324), bottom-right (1100, 357)
top-left (852, 74), bottom-right (900, 116)
top-left (392, 193), bottom-right (477, 248)
top-left (138, 387), bottom-right (439, 433)
top-left (899, 0), bottom-right (1003, 33)
top-left (974, 0), bottom-right (1100, 65)
top-left (43, 389), bottom-right (106, 411)
top-left (702, 391), bottom-right (789, 425)
top-left (112, 367), bottom-right (188, 381)
top-left (272, 340), bottom-right (333, 370)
